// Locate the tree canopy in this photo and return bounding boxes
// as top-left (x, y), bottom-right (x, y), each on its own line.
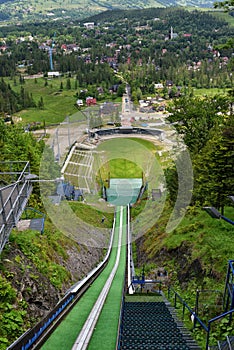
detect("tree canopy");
top-left (165, 93), bottom-right (234, 212)
top-left (214, 0), bottom-right (234, 11)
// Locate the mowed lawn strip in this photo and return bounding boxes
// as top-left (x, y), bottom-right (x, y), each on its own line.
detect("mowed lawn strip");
top-left (88, 206), bottom-right (127, 350)
top-left (41, 210), bottom-right (120, 350)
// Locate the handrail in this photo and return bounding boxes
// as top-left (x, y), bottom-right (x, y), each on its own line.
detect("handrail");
top-left (221, 215), bottom-right (234, 225)
top-left (1, 181), bottom-right (32, 223)
top-left (223, 260), bottom-right (234, 311)
top-left (0, 163), bottom-right (33, 253)
top-left (206, 309), bottom-right (234, 350)
top-left (229, 260), bottom-right (234, 274)
top-left (23, 207), bottom-right (46, 219)
top-left (168, 286), bottom-right (208, 331)
top-left (0, 161), bottom-right (32, 217)
top-left (168, 286), bottom-right (234, 350)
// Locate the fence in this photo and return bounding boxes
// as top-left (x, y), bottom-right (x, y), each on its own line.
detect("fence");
top-left (0, 161), bottom-right (33, 253)
top-left (168, 286), bottom-right (234, 349)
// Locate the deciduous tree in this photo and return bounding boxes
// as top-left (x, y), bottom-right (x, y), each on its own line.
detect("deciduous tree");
top-left (167, 95), bottom-right (229, 153)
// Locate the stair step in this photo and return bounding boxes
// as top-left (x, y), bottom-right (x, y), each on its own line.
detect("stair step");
top-left (163, 299), bottom-right (201, 350)
top-left (119, 301), bottom-right (201, 349)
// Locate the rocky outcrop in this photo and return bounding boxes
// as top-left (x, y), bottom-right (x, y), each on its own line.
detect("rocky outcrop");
top-left (135, 237), bottom-right (207, 287)
top-left (1, 243), bottom-right (103, 325)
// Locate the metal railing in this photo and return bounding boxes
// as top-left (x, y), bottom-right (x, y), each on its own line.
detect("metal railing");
top-left (223, 260), bottom-right (234, 312)
top-left (0, 161), bottom-right (33, 253)
top-left (168, 286), bottom-right (234, 350)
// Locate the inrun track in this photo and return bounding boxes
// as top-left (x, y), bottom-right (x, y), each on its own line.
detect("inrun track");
top-left (41, 206), bottom-right (127, 350)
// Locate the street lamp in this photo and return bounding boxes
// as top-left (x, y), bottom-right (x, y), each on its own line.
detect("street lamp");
top-left (203, 197), bottom-right (234, 226)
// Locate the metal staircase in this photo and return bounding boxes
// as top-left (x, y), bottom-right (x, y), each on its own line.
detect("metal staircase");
top-left (118, 299), bottom-right (201, 350)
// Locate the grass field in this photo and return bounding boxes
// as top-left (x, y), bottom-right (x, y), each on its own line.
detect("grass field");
top-left (6, 76), bottom-right (121, 125)
top-left (128, 137), bottom-right (159, 152)
top-left (143, 205), bottom-right (234, 279)
top-left (211, 11), bottom-right (234, 27)
top-left (5, 75), bottom-right (231, 126)
top-left (100, 158), bottom-right (143, 180)
top-left (1, 0), bottom-right (165, 15)
top-left (96, 138), bottom-right (161, 183)
top-left (193, 87), bottom-right (231, 97)
top-left (6, 76), bottom-right (81, 124)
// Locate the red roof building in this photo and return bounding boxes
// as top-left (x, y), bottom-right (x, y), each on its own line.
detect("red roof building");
top-left (86, 97), bottom-right (97, 106)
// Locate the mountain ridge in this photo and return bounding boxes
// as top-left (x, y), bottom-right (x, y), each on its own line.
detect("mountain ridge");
top-left (0, 0), bottom-right (222, 24)
top-left (0, 0), bottom-right (221, 6)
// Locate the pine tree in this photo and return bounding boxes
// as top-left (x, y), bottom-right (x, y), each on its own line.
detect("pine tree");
top-left (19, 75), bottom-right (25, 85)
top-left (38, 96), bottom-right (44, 110)
top-left (66, 78), bottom-right (71, 90)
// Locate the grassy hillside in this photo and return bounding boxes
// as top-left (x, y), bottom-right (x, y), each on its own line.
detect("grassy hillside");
top-left (136, 204), bottom-right (234, 284)
top-left (4, 75), bottom-right (123, 125)
top-left (4, 76), bottom-right (83, 124)
top-left (212, 10), bottom-right (234, 27)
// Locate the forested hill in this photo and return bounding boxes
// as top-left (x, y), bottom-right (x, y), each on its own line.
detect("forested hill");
top-left (0, 0), bottom-right (224, 24)
top-left (0, 0), bottom-right (222, 5)
top-left (81, 6), bottom-right (224, 24)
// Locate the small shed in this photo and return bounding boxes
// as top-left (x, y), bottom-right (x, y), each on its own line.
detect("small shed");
top-left (48, 71), bottom-right (60, 78)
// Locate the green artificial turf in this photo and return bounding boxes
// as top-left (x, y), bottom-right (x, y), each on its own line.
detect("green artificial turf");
top-left (88, 206), bottom-right (127, 350)
top-left (41, 209), bottom-right (122, 350)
